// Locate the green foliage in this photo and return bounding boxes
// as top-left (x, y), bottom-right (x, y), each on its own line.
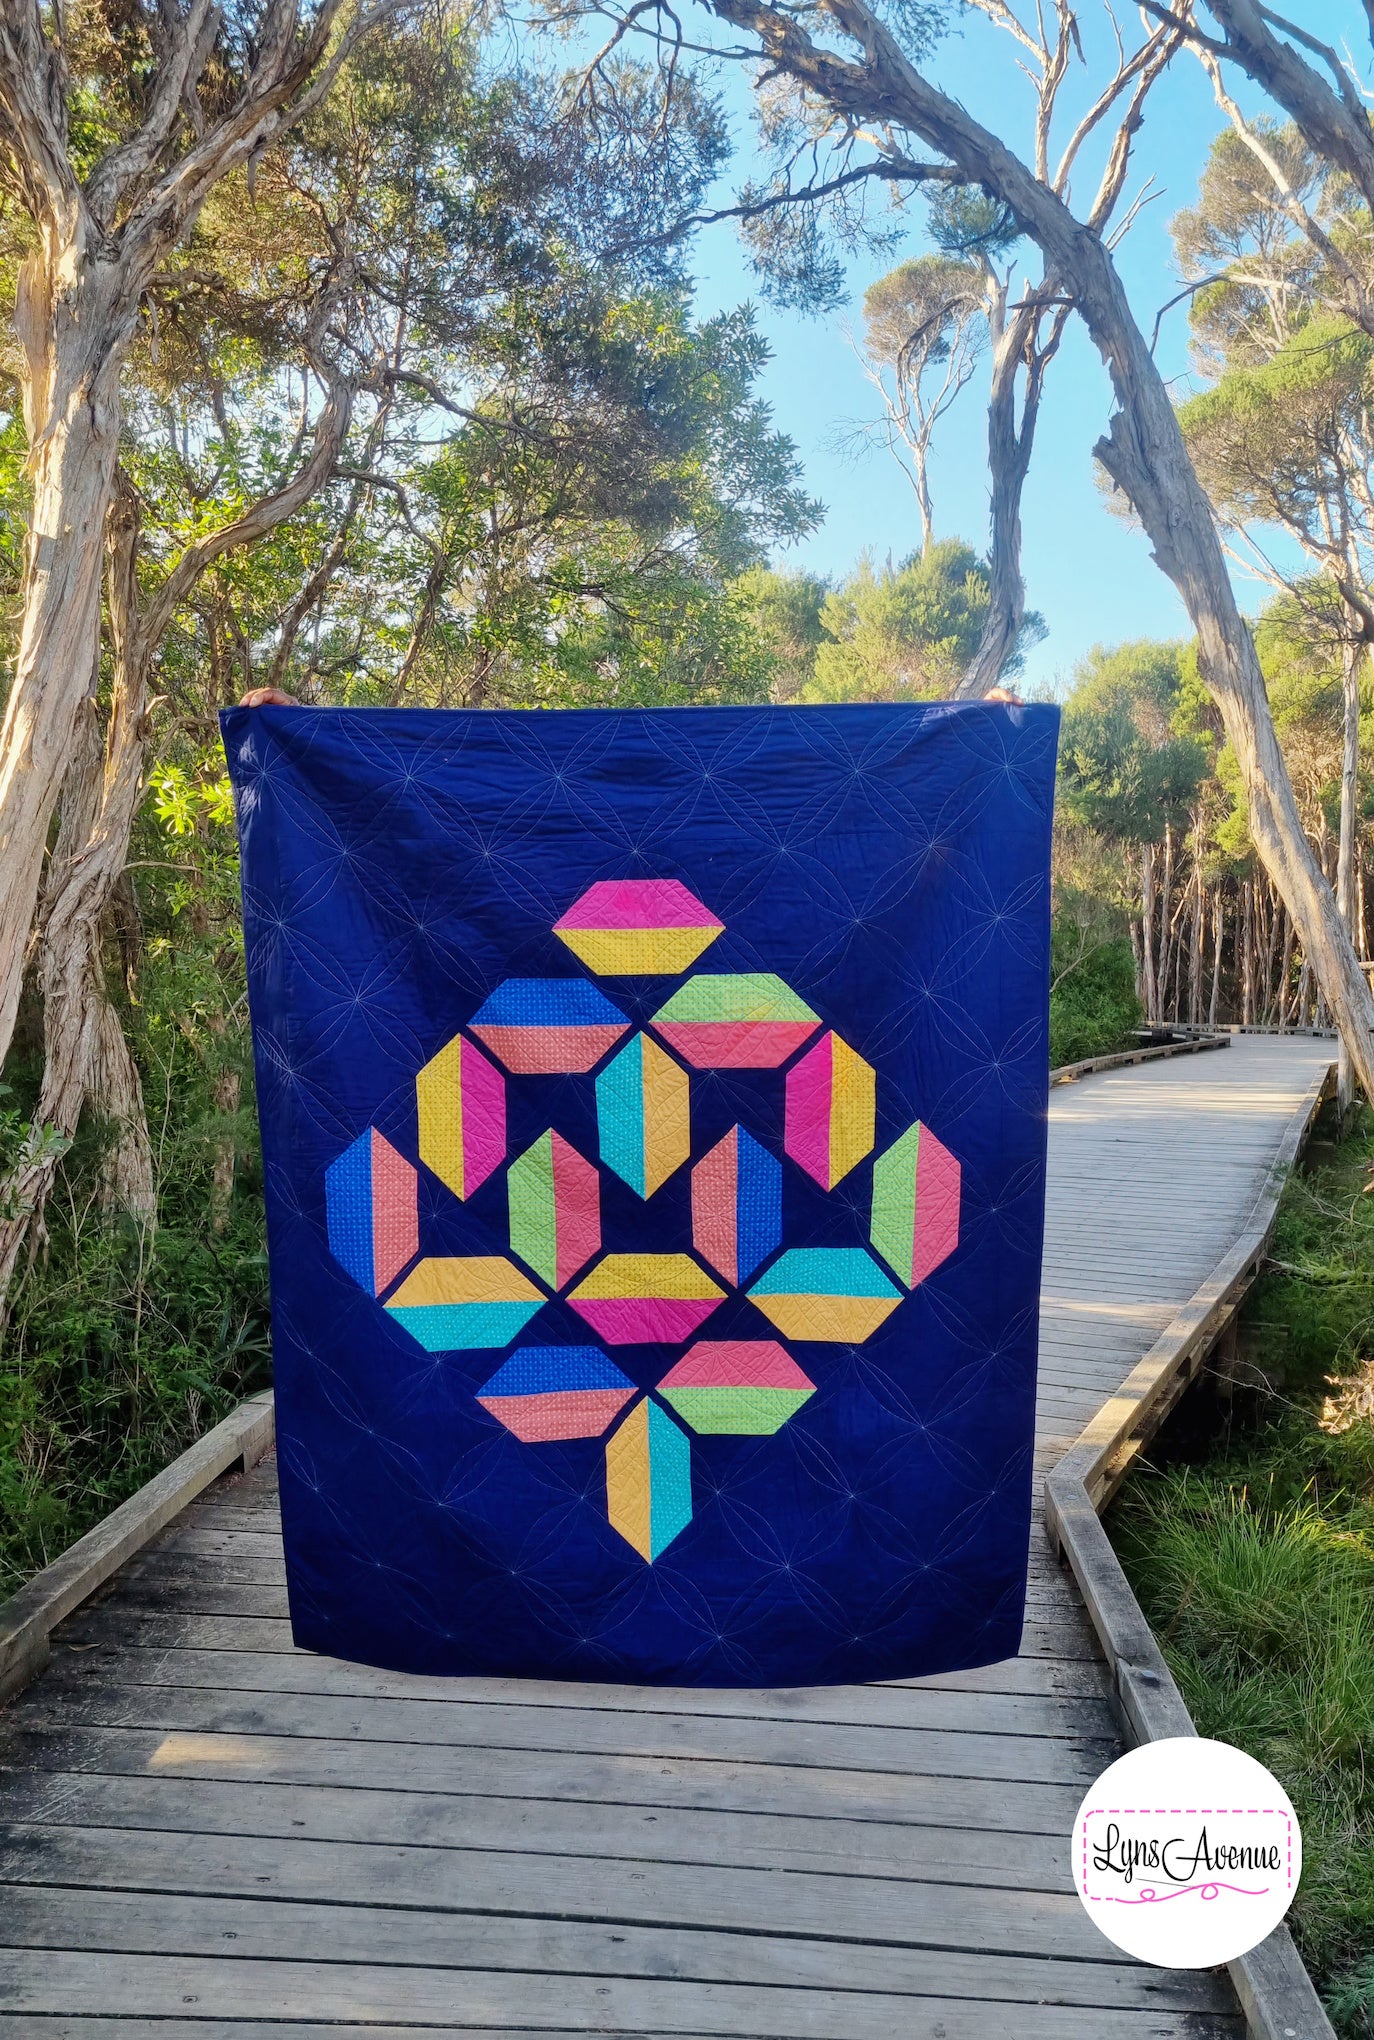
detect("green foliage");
top-left (0, 1172), bottom-right (271, 1596)
top-left (1115, 1120), bottom-right (1374, 2035)
top-left (0, 720), bottom-right (266, 1594)
top-left (1048, 928), bottom-right (1140, 1067)
top-left (925, 186), bottom-right (1019, 261)
top-left (1177, 316), bottom-right (1374, 535)
top-left (803, 539), bottom-right (994, 702)
top-left (1058, 639), bottom-right (1210, 843)
top-left (861, 255), bottom-right (984, 369)
top-left (731, 564), bottom-right (830, 700)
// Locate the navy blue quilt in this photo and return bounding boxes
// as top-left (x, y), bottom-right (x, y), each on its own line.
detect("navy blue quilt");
top-left (222, 702), bottom-right (1058, 1686)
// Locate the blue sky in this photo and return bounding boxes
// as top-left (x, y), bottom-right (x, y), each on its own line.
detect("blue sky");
top-left (685, 7), bottom-right (1294, 694)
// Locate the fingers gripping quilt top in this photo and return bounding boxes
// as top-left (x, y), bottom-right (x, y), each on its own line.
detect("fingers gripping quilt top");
top-left (222, 701), bottom-right (1059, 1686)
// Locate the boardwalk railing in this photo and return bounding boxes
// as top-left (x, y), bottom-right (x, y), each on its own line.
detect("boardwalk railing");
top-left (1045, 1058), bottom-right (1337, 2040)
top-left (1050, 1032), bottom-right (1229, 1087)
top-left (0, 1392), bottom-right (275, 1705)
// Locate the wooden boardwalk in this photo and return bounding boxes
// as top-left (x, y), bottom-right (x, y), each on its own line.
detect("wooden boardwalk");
top-left (0, 1034), bottom-right (1334, 2038)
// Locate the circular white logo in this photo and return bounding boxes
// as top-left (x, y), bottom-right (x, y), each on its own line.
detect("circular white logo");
top-left (1072, 1737), bottom-right (1301, 1966)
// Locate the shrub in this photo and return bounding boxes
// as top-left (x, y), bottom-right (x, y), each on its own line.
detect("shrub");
top-left (1049, 926), bottom-right (1140, 1067)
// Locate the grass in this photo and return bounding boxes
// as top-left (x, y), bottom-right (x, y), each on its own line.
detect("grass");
top-left (1113, 1109), bottom-right (1374, 2038)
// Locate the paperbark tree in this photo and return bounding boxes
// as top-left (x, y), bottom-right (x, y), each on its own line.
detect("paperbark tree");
top-left (1173, 117), bottom-right (1374, 1103)
top-left (0, 0), bottom-right (392, 1077)
top-left (0, 372), bottom-right (352, 1315)
top-left (672, 0), bottom-right (1374, 1094)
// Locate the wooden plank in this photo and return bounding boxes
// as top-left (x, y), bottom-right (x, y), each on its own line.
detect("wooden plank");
top-left (0, 1883), bottom-right (1237, 2013)
top-left (42, 1641), bottom-right (1118, 1742)
top-left (0, 1820), bottom-right (1114, 1964)
top-left (0, 1765), bottom-right (1080, 1891)
top-left (17, 1677), bottom-right (1117, 1787)
top-left (0, 1724), bottom-right (1091, 1834)
top-left (1043, 1053), bottom-right (1338, 2040)
top-left (54, 1611), bottom-right (1111, 1694)
top-left (0, 1950), bottom-right (1245, 2036)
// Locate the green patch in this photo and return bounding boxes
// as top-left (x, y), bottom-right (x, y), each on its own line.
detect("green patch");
top-left (1113, 1111), bottom-right (1374, 2038)
top-left (1049, 927), bottom-right (1141, 1068)
top-left (0, 1001), bottom-right (272, 1599)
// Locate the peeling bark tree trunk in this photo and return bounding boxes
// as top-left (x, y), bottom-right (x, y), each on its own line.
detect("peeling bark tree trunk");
top-left (1140, 842), bottom-right (1158, 1024)
top-left (0, 481), bottom-right (163, 1311)
top-left (0, 0), bottom-right (373, 1080)
top-left (0, 247), bottom-right (130, 1073)
top-left (0, 486), bottom-right (156, 1317)
top-left (959, 292), bottom-right (1055, 697)
top-left (0, 363), bottom-right (353, 1309)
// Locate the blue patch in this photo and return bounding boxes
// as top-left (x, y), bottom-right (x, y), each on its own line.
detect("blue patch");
top-left (224, 701), bottom-right (1056, 1687)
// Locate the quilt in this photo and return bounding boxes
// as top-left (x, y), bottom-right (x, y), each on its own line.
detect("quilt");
top-left (222, 701), bottom-right (1059, 1686)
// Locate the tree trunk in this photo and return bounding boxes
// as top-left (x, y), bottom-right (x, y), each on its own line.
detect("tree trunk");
top-left (1242, 880), bottom-right (1254, 1025)
top-left (1189, 865), bottom-right (1204, 1025)
top-left (717, 1), bottom-right (1374, 1093)
top-left (1209, 889), bottom-right (1224, 1027)
top-left (1337, 639), bottom-right (1361, 1112)
top-left (1279, 905), bottom-right (1295, 1026)
top-left (1358, 856), bottom-right (1368, 961)
top-left (960, 291), bottom-right (1047, 696)
top-left (0, 481), bottom-right (154, 1319)
top-left (1261, 877), bottom-right (1279, 1023)
top-left (915, 449), bottom-right (934, 556)
top-left (1157, 822), bottom-right (1174, 1019)
top-left (1140, 842), bottom-right (1158, 1023)
top-left (1129, 916), bottom-right (1143, 1006)
top-left (0, 242), bottom-right (135, 1077)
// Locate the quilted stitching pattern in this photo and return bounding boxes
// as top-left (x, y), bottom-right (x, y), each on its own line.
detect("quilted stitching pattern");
top-left (224, 701), bottom-right (1057, 1686)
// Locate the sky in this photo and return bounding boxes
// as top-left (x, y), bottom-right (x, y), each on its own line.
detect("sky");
top-left (683, 5), bottom-right (1333, 696)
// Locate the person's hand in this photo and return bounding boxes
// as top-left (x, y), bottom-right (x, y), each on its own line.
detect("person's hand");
top-left (239, 687), bottom-right (299, 708)
top-left (983, 686), bottom-right (1023, 705)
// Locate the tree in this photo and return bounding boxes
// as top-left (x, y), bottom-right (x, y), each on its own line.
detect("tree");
top-left (623, 0), bottom-right (1374, 1098)
top-left (1172, 118), bottom-right (1374, 1098)
top-left (730, 564), bottom-right (829, 698)
top-left (801, 537), bottom-right (1031, 701)
top-left (0, 8), bottom-right (762, 1306)
top-left (856, 254), bottom-right (986, 549)
top-left (1180, 2), bottom-right (1374, 346)
top-left (1058, 641), bottom-right (1211, 1021)
top-left (372, 295), bottom-right (819, 708)
top-left (0, 0), bottom-right (400, 1079)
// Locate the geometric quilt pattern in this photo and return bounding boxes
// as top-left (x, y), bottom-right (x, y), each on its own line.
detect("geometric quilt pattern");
top-left (320, 882), bottom-right (955, 1563)
top-left (227, 701), bottom-right (1056, 1686)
